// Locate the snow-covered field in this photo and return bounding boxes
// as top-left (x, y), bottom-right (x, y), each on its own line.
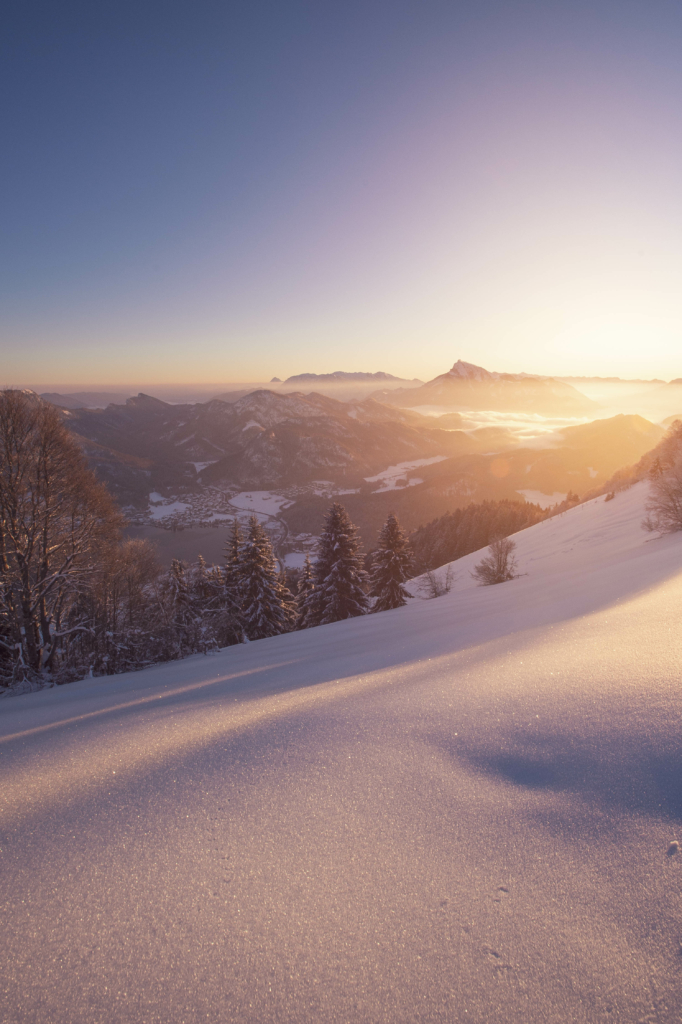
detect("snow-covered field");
top-left (3, 481), bottom-right (682, 1022)
top-left (517, 488), bottom-right (567, 508)
top-left (365, 455), bottom-right (448, 491)
top-left (148, 498), bottom-right (190, 520)
top-left (228, 491), bottom-right (293, 514)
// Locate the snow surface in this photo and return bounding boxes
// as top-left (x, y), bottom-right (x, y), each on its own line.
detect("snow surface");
top-left (5, 481), bottom-right (682, 1022)
top-left (517, 488), bottom-right (567, 508)
top-left (364, 456), bottom-right (447, 491)
top-left (228, 491), bottom-right (293, 514)
top-left (147, 500), bottom-right (189, 519)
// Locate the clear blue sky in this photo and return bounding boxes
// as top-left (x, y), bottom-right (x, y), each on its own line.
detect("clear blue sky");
top-left (4, 0), bottom-right (682, 384)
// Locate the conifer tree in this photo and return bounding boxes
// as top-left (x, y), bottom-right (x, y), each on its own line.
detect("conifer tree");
top-left (224, 519), bottom-right (244, 602)
top-left (166, 559), bottom-right (204, 654)
top-left (369, 513), bottom-right (412, 612)
top-left (295, 554), bottom-right (316, 629)
top-left (309, 503), bottom-right (368, 626)
top-left (239, 516), bottom-right (293, 640)
top-left (277, 567), bottom-right (297, 631)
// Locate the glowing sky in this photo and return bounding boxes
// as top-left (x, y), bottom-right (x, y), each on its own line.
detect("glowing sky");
top-left (4, 0), bottom-right (682, 385)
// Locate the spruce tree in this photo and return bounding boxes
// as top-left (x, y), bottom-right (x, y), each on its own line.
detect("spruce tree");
top-left (239, 516), bottom-right (293, 640)
top-left (369, 513), bottom-right (412, 612)
top-left (295, 554), bottom-right (316, 629)
top-left (224, 519), bottom-right (244, 602)
top-left (277, 568), bottom-right (297, 632)
top-left (309, 503), bottom-right (368, 625)
top-left (166, 559), bottom-right (203, 654)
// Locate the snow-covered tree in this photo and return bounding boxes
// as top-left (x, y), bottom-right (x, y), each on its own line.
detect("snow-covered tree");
top-left (224, 519), bottom-right (245, 600)
top-left (277, 567), bottom-right (297, 630)
top-left (239, 516), bottom-right (294, 640)
top-left (295, 553), bottom-right (316, 629)
top-left (369, 513), bottom-right (412, 612)
top-left (164, 558), bottom-right (207, 654)
top-left (308, 503), bottom-right (368, 626)
top-left (643, 423), bottom-right (682, 533)
top-left (0, 390), bottom-right (122, 689)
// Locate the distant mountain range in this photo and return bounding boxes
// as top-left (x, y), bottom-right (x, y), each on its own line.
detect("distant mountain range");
top-left (34, 359), bottom-right (671, 554)
top-left (60, 389), bottom-right (496, 505)
top-left (283, 371), bottom-right (422, 384)
top-left (41, 391), bottom-right (132, 409)
top-left (373, 360), bottom-right (598, 415)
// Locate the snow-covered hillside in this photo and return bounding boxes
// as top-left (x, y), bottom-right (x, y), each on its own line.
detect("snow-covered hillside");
top-left (4, 481), bottom-right (675, 734)
top-left (3, 481), bottom-right (682, 1023)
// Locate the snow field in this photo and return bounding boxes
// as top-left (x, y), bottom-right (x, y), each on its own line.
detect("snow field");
top-left (228, 491), bottom-right (293, 514)
top-left (364, 456), bottom-right (448, 491)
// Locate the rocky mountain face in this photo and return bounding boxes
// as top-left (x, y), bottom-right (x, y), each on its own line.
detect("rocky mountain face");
top-left (373, 359), bottom-right (599, 415)
top-left (61, 389), bottom-right (499, 506)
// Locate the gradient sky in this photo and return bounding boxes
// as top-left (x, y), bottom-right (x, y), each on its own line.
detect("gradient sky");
top-left (4, 0), bottom-right (682, 385)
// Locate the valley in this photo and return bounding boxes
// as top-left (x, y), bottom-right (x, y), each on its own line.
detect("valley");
top-left (53, 361), bottom-right (671, 565)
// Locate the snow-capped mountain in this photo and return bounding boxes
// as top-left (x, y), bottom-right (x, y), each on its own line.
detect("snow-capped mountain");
top-left (376, 359), bottom-right (599, 415)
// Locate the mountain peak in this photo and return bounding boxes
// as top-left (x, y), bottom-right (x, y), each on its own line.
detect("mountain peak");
top-left (447, 360), bottom-right (498, 381)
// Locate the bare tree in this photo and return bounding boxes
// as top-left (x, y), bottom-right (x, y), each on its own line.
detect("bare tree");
top-left (471, 536), bottom-right (519, 585)
top-left (418, 563), bottom-right (455, 598)
top-left (643, 456), bottom-right (682, 533)
top-left (0, 391), bottom-right (121, 689)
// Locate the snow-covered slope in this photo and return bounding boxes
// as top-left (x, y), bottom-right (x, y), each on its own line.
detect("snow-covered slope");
top-left (3, 482), bottom-right (674, 738)
top-left (3, 481), bottom-right (682, 1023)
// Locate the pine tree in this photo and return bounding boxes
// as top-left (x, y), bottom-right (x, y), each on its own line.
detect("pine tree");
top-left (224, 518), bottom-right (244, 602)
top-left (239, 516), bottom-right (293, 640)
top-left (369, 513), bottom-right (412, 612)
top-left (221, 518), bottom-right (247, 639)
top-left (308, 503), bottom-right (368, 626)
top-left (277, 568), bottom-right (297, 632)
top-left (295, 554), bottom-right (316, 629)
top-left (166, 559), bottom-right (204, 654)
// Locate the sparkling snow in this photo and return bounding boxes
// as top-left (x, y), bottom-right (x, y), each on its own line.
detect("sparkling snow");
top-left (5, 481), bottom-right (682, 1023)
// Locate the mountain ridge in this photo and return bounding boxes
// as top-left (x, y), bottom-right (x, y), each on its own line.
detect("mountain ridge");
top-left (374, 359), bottom-right (599, 415)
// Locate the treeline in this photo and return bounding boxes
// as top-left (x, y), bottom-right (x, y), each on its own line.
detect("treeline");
top-left (0, 391), bottom-right (414, 693)
top-left (408, 499), bottom-right (544, 574)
